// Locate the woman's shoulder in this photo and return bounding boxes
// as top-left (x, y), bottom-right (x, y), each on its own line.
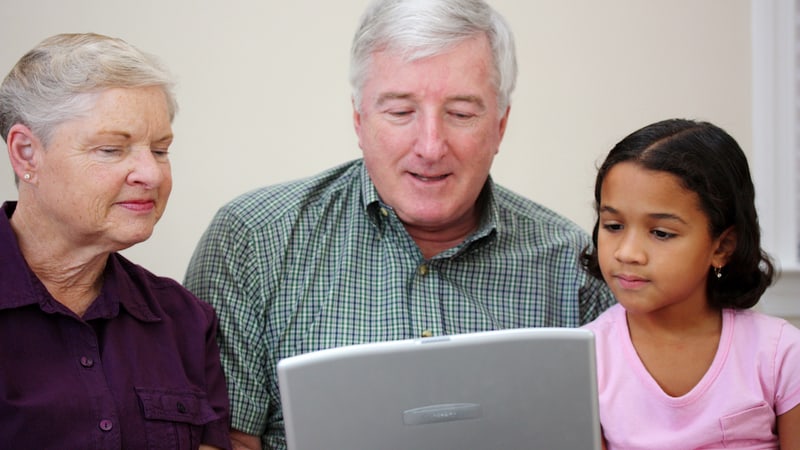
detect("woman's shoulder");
top-left (109, 252), bottom-right (217, 322)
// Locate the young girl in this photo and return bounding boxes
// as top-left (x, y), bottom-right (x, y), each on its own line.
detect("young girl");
top-left (581, 119), bottom-right (800, 449)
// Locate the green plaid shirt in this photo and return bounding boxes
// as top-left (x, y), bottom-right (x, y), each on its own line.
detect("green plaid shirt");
top-left (184, 159), bottom-right (614, 449)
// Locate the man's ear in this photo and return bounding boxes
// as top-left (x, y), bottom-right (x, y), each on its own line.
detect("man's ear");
top-left (352, 96), bottom-right (364, 151)
top-left (712, 226), bottom-right (737, 268)
top-left (493, 105), bottom-right (511, 156)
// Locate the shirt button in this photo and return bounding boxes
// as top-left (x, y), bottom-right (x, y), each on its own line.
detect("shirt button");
top-left (380, 207), bottom-right (389, 217)
top-left (417, 264), bottom-right (429, 276)
top-left (421, 330), bottom-right (433, 338)
top-left (98, 419), bottom-right (113, 431)
top-left (79, 357), bottom-right (94, 368)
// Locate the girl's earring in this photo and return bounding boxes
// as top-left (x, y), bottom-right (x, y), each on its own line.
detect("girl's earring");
top-left (23, 173), bottom-right (31, 181)
top-left (714, 266), bottom-right (723, 279)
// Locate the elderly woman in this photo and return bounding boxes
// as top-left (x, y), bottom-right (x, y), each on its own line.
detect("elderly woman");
top-left (0, 33), bottom-right (230, 449)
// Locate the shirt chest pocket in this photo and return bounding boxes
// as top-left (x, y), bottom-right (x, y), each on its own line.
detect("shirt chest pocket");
top-left (720, 402), bottom-right (776, 447)
top-left (136, 387), bottom-right (220, 449)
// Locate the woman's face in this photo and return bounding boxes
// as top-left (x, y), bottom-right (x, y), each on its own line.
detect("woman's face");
top-left (32, 86), bottom-right (173, 252)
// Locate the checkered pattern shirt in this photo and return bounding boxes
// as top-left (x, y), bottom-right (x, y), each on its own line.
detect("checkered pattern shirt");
top-left (184, 159), bottom-right (615, 449)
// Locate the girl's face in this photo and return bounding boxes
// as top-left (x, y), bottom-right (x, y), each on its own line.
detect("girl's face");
top-left (597, 162), bottom-right (731, 319)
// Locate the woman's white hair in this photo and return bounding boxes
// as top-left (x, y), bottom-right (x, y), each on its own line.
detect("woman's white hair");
top-left (349, 0), bottom-right (517, 114)
top-left (0, 33), bottom-right (177, 147)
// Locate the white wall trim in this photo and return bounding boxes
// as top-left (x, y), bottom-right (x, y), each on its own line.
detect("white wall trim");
top-left (752, 0), bottom-right (799, 315)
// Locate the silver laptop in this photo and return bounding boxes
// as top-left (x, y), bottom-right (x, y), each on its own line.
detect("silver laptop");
top-left (277, 327), bottom-right (601, 450)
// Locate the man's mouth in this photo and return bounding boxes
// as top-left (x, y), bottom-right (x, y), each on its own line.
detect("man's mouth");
top-left (411, 172), bottom-right (449, 182)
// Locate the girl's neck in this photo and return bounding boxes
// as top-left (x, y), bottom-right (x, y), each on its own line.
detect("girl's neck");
top-left (626, 303), bottom-right (722, 342)
top-left (626, 306), bottom-right (723, 398)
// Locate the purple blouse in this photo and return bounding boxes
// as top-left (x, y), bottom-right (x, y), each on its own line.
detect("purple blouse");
top-left (0, 202), bottom-right (231, 449)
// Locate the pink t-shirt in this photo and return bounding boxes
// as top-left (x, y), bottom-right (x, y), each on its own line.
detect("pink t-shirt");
top-left (583, 304), bottom-right (800, 449)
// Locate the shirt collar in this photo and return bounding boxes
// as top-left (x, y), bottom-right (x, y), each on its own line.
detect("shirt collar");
top-left (0, 201), bottom-right (38, 310)
top-left (359, 162), bottom-right (383, 222)
top-left (90, 254), bottom-right (161, 322)
top-left (0, 201), bottom-right (159, 322)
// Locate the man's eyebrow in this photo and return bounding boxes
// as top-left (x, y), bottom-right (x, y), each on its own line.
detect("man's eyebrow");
top-left (375, 93), bottom-right (486, 108)
top-left (376, 92), bottom-right (413, 105)
top-left (153, 133), bottom-right (174, 144)
top-left (447, 95), bottom-right (485, 108)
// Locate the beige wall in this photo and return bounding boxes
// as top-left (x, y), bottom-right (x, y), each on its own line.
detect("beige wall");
top-left (0, 0), bottom-right (752, 282)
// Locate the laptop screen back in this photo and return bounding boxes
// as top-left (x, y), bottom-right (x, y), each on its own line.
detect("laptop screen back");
top-left (277, 327), bottom-right (601, 450)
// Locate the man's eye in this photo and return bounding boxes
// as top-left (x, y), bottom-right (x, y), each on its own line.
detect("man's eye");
top-left (152, 149), bottom-right (170, 160)
top-left (450, 112), bottom-right (474, 119)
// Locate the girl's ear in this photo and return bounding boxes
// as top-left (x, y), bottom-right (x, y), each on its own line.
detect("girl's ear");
top-left (712, 226), bottom-right (737, 268)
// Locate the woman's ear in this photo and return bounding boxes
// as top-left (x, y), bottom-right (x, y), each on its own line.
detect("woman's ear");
top-left (712, 226), bottom-right (737, 268)
top-left (6, 123), bottom-right (41, 182)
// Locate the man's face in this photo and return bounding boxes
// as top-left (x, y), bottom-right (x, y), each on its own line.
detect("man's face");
top-left (353, 34), bottom-right (509, 237)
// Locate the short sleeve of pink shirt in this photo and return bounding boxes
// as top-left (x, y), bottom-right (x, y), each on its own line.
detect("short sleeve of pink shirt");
top-left (583, 303), bottom-right (800, 449)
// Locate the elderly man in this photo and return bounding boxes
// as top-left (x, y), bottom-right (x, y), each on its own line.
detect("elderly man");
top-left (185, 0), bottom-right (615, 448)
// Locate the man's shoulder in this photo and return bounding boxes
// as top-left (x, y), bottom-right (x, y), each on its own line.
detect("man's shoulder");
top-left (216, 159), bottom-right (364, 227)
top-left (492, 183), bottom-right (590, 242)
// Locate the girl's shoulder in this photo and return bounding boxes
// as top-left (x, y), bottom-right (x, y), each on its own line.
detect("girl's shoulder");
top-left (726, 308), bottom-right (800, 353)
top-left (727, 308), bottom-right (798, 333)
top-left (581, 304), bottom-right (624, 335)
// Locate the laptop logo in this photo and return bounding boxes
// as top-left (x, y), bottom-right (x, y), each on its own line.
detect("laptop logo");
top-left (403, 403), bottom-right (483, 425)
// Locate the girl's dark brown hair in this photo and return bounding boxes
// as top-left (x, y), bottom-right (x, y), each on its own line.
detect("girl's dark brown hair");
top-left (581, 119), bottom-right (775, 309)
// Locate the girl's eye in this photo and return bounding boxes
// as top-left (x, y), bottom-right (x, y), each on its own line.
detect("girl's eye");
top-left (601, 223), bottom-right (623, 232)
top-left (652, 229), bottom-right (676, 240)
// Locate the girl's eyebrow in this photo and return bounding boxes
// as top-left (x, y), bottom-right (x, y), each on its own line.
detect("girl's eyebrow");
top-left (599, 205), bottom-right (688, 224)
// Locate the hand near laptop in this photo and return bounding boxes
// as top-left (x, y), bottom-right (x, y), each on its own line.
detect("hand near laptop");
top-left (230, 433), bottom-right (261, 450)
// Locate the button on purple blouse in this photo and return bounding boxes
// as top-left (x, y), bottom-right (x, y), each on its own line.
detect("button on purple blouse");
top-left (99, 419), bottom-right (113, 432)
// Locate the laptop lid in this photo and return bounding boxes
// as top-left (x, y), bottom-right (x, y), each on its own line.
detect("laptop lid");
top-left (277, 327), bottom-right (601, 450)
